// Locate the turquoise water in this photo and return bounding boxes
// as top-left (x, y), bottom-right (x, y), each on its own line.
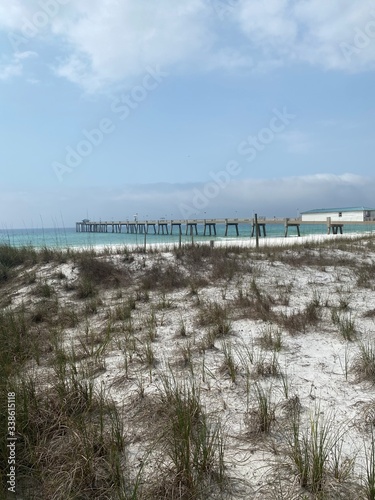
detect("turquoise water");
top-left (0, 223), bottom-right (374, 249)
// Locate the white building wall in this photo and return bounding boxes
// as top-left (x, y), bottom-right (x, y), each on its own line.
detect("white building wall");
top-left (302, 210), bottom-right (365, 222)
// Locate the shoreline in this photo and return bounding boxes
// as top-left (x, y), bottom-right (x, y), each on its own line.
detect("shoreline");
top-left (1, 224), bottom-right (375, 252)
top-left (50, 230), bottom-right (375, 253)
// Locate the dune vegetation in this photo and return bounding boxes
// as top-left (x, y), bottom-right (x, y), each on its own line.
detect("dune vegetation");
top-left (1, 236), bottom-right (375, 498)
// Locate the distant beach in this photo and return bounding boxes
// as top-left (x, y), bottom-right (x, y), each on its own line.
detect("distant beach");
top-left (1, 223), bottom-right (375, 250)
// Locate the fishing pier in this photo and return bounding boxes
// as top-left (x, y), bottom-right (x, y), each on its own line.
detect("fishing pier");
top-left (75, 216), bottom-right (375, 238)
top-left (75, 217), bottom-right (305, 237)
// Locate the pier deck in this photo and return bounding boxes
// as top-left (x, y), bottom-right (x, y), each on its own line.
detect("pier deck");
top-left (75, 217), bottom-right (375, 237)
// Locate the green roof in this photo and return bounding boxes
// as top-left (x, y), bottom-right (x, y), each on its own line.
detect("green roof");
top-left (301, 207), bottom-right (375, 214)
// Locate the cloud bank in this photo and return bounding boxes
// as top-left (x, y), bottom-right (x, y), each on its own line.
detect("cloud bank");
top-left (1, 173), bottom-right (373, 228)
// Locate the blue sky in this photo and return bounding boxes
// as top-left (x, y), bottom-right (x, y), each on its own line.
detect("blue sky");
top-left (0, 0), bottom-right (375, 227)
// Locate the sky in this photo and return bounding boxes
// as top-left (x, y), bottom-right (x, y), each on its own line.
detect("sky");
top-left (0, 0), bottom-right (375, 228)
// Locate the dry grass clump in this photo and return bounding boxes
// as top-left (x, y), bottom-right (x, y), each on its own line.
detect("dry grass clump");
top-left (84, 297), bottom-right (104, 316)
top-left (276, 298), bottom-right (321, 335)
top-left (258, 323), bottom-right (283, 351)
top-left (273, 280), bottom-right (293, 306)
top-left (245, 383), bottom-right (276, 435)
top-left (284, 407), bottom-right (354, 496)
top-left (352, 341), bottom-right (375, 383)
top-left (37, 246), bottom-right (69, 264)
top-left (364, 427), bottom-right (375, 500)
top-left (29, 297), bottom-right (59, 324)
top-left (364, 308), bottom-right (375, 318)
top-left (139, 261), bottom-right (187, 292)
top-left (0, 244), bottom-right (71, 286)
top-left (25, 292), bottom-right (82, 331)
top-left (10, 372), bottom-right (136, 500)
top-left (219, 340), bottom-right (238, 382)
top-left (253, 351), bottom-right (280, 379)
top-left (209, 250), bottom-right (243, 282)
top-left (112, 296), bottom-right (136, 321)
top-left (75, 251), bottom-right (130, 292)
top-left (234, 280), bottom-right (274, 322)
top-left (174, 245), bottom-right (253, 286)
top-left (0, 243), bottom-right (38, 267)
top-left (273, 246), bottom-right (355, 270)
top-left (174, 243), bottom-right (214, 264)
top-left (33, 280), bottom-right (56, 298)
top-left (0, 306), bottom-right (33, 379)
top-left (187, 276), bottom-right (210, 298)
top-left (197, 301), bottom-right (232, 349)
top-left (76, 276), bottom-right (98, 299)
top-left (151, 375), bottom-right (226, 499)
top-left (175, 340), bottom-right (194, 368)
top-left (357, 262), bottom-right (375, 289)
top-left (0, 244), bottom-right (38, 284)
top-left (331, 309), bottom-right (357, 341)
top-left (197, 300), bottom-right (230, 328)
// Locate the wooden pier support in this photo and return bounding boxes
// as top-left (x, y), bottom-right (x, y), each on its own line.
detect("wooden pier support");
top-left (326, 218), bottom-right (343, 235)
top-left (251, 222), bottom-right (266, 237)
top-left (284, 218), bottom-right (300, 237)
top-left (330, 225), bottom-right (343, 234)
top-left (225, 219), bottom-right (239, 236)
top-left (204, 220), bottom-right (217, 236)
top-left (146, 222), bottom-right (157, 234)
top-left (158, 222), bottom-right (169, 235)
top-left (171, 222), bottom-right (182, 234)
top-left (186, 222), bottom-right (198, 235)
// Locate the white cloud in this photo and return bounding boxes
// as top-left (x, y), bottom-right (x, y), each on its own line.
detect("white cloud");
top-left (0, 50), bottom-right (37, 81)
top-left (51, 0), bottom-right (213, 92)
top-left (0, 2), bottom-right (34, 30)
top-left (14, 50), bottom-right (37, 60)
top-left (206, 47), bottom-right (254, 70)
top-left (1, 1), bottom-right (375, 91)
top-left (0, 60), bottom-right (22, 81)
top-left (278, 130), bottom-right (314, 154)
top-left (236, 0), bottom-right (298, 45)
top-left (318, 118), bottom-right (361, 131)
top-left (234, 0), bottom-right (375, 71)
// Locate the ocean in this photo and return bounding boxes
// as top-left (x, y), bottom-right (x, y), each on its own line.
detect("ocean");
top-left (1, 223), bottom-right (374, 250)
